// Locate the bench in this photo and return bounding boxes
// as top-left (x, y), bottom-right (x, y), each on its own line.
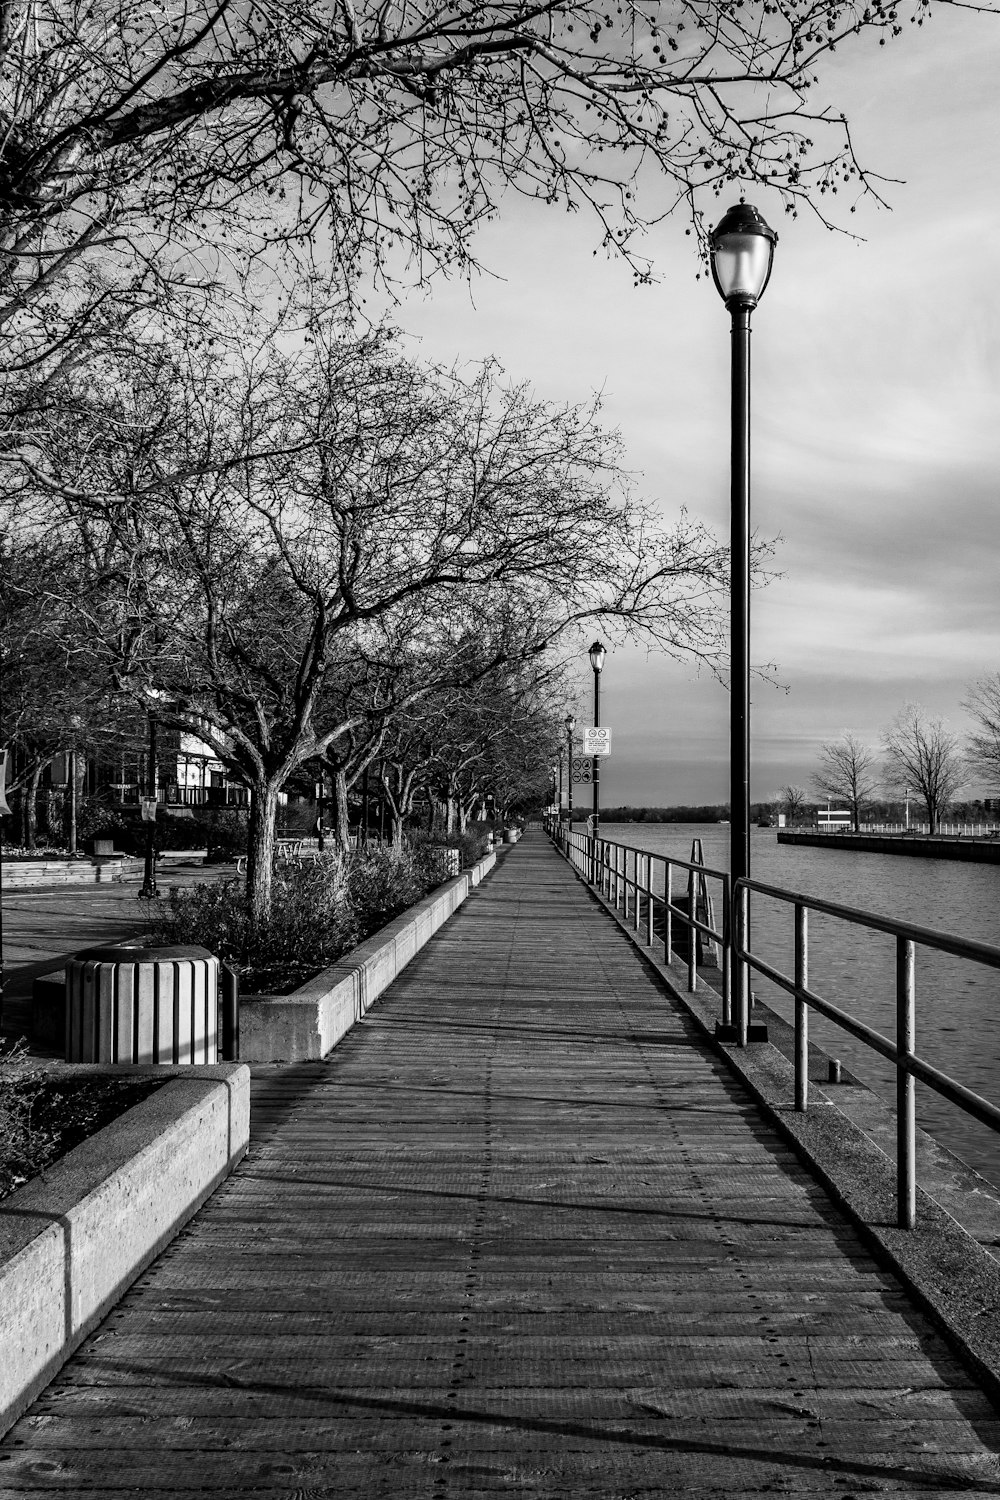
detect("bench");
top-left (234, 839), bottom-right (320, 876)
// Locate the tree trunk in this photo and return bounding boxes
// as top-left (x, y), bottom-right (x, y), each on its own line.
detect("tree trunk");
top-left (333, 765), bottom-right (351, 850)
top-left (24, 761), bottom-right (43, 849)
top-left (391, 813), bottom-right (405, 852)
top-left (245, 780), bottom-right (281, 925)
top-left (67, 749), bottom-right (78, 854)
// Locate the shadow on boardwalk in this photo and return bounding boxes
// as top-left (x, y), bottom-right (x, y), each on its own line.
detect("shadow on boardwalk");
top-left (3, 834), bottom-right (1000, 1496)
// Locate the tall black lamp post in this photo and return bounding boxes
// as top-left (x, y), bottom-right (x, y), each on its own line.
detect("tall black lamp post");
top-left (565, 714), bottom-right (576, 829)
top-left (588, 641), bottom-right (606, 839)
top-left (710, 202), bottom-right (777, 1046)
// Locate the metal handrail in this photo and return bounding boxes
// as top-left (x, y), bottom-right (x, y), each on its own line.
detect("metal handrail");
top-left (548, 819), bottom-right (1000, 1233)
top-left (558, 825), bottom-right (731, 1019)
top-left (735, 873), bottom-right (1000, 1229)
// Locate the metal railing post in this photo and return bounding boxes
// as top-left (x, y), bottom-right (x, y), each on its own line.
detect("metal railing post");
top-left (687, 863), bottom-right (697, 993)
top-left (794, 902), bottom-right (808, 1112)
top-left (735, 880), bottom-right (749, 1046)
top-left (664, 862), bottom-right (672, 965)
top-left (721, 874), bottom-right (732, 1028)
top-left (897, 936), bottom-right (917, 1229)
top-left (646, 856), bottom-right (654, 946)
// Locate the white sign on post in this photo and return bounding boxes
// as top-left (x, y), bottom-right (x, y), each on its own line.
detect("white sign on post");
top-left (583, 726), bottom-right (612, 756)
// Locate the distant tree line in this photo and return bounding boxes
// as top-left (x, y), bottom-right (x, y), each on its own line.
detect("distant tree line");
top-left (777, 687), bottom-right (1000, 836)
top-left (599, 806), bottom-right (727, 824)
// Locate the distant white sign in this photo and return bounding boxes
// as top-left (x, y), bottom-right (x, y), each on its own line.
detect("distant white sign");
top-left (583, 726), bottom-right (612, 756)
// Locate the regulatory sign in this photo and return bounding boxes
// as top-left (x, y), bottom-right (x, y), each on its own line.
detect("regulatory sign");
top-left (571, 755), bottom-right (592, 784)
top-left (583, 726), bottom-right (612, 756)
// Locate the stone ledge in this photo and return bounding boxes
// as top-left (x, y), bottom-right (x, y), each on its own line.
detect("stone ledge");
top-left (565, 848), bottom-right (1000, 1405)
top-left (239, 850), bottom-right (498, 1062)
top-left (0, 1063), bottom-right (250, 1437)
top-left (1, 859), bottom-right (131, 889)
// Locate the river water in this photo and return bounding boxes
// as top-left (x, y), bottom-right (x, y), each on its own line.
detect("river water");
top-left (600, 822), bottom-right (1000, 1188)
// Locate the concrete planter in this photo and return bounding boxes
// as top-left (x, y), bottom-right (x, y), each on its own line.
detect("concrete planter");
top-left (1, 858), bottom-right (130, 889)
top-left (239, 851), bottom-right (497, 1062)
top-left (0, 1063), bottom-right (250, 1438)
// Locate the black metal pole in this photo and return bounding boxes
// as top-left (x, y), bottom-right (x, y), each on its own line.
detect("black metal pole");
top-left (140, 713), bottom-right (158, 899)
top-left (317, 766), bottom-right (326, 852)
top-left (729, 303), bottom-right (753, 1045)
top-left (592, 668), bottom-right (600, 840)
top-left (566, 728), bottom-right (574, 829)
top-left (361, 763), bottom-right (370, 847)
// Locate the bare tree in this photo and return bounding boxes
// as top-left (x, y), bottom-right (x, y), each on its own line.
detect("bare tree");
top-left (21, 318), bottom-right (730, 918)
top-left (0, 0), bottom-right (991, 397)
top-left (781, 785), bottom-right (808, 824)
top-left (963, 675), bottom-right (1000, 793)
top-left (812, 732), bottom-right (879, 832)
top-left (882, 704), bottom-right (965, 834)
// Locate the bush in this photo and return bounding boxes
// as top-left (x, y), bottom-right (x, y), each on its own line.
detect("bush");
top-left (407, 826), bottom-right (489, 879)
top-left (147, 844), bottom-right (439, 994)
top-left (73, 793), bottom-right (131, 848)
top-left (0, 1041), bottom-right (48, 1200)
top-left (204, 809), bottom-right (249, 861)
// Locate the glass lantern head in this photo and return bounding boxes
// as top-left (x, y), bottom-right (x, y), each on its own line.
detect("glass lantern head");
top-left (710, 203), bottom-right (777, 309)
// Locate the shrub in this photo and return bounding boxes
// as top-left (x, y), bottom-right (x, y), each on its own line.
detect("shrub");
top-left (407, 826), bottom-right (489, 879)
top-left (0, 1042), bottom-right (49, 1200)
top-left (147, 845), bottom-right (440, 994)
top-left (73, 793), bottom-right (130, 846)
top-left (204, 809), bottom-right (249, 861)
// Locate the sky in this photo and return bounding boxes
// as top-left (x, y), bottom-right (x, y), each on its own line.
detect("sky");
top-left (370, 8), bottom-right (1000, 807)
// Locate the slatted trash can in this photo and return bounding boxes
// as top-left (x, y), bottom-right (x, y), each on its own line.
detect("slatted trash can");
top-left (65, 944), bottom-right (219, 1064)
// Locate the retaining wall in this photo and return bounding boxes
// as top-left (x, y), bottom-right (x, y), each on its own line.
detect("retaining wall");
top-left (1, 859), bottom-right (131, 888)
top-left (778, 831), bottom-right (1000, 863)
top-left (0, 1064), bottom-right (249, 1437)
top-left (238, 851), bottom-right (498, 1062)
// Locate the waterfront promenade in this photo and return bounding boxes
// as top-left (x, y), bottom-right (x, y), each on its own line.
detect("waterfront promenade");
top-left (3, 834), bottom-right (1000, 1494)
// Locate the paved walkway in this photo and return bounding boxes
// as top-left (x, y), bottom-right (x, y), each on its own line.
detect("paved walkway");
top-left (0, 861), bottom-right (235, 1052)
top-left (3, 835), bottom-right (1000, 1495)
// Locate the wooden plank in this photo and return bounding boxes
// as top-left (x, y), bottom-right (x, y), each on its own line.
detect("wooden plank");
top-left (4, 832), bottom-right (999, 1495)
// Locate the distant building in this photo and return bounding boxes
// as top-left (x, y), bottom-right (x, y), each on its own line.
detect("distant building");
top-left (817, 809), bottom-right (851, 831)
top-left (47, 719), bottom-right (249, 812)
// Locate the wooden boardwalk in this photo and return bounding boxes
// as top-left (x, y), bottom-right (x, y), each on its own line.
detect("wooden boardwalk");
top-left (3, 833), bottom-right (1000, 1496)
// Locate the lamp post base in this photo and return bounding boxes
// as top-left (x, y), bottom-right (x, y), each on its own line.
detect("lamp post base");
top-left (715, 1020), bottom-right (769, 1044)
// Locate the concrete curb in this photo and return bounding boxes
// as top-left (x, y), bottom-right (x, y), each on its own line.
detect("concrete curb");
top-left (0, 1063), bottom-right (250, 1437)
top-left (560, 844), bottom-right (1000, 1405)
top-left (239, 851), bottom-right (498, 1062)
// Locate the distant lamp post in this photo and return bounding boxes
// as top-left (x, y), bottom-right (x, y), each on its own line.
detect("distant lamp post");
top-left (565, 714), bottom-right (577, 829)
top-left (139, 709), bottom-right (159, 900)
top-left (710, 202), bottom-right (776, 1046)
top-left (589, 641), bottom-right (606, 843)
